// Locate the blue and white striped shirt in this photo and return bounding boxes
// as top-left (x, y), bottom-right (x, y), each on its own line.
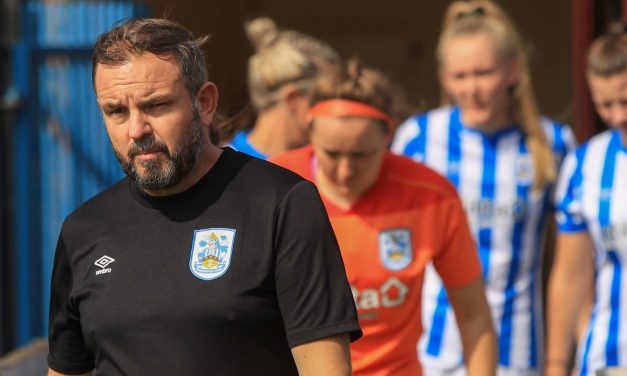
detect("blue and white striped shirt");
top-left (555, 129), bottom-right (627, 376)
top-left (392, 106), bottom-right (575, 374)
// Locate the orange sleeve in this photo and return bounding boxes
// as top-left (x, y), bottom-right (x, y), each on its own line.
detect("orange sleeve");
top-left (432, 193), bottom-right (482, 288)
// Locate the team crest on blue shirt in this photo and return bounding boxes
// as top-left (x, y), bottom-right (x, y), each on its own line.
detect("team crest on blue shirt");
top-left (379, 228), bottom-right (412, 271)
top-left (189, 228), bottom-right (236, 280)
top-left (516, 154), bottom-right (534, 185)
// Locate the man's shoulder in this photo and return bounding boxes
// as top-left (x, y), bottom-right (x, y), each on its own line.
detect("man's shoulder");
top-left (61, 178), bottom-right (130, 235)
top-left (222, 147), bottom-right (311, 195)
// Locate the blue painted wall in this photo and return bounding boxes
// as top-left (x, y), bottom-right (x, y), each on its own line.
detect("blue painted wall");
top-left (10, 0), bottom-right (148, 348)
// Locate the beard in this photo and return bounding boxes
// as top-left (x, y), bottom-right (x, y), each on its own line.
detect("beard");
top-left (112, 106), bottom-right (204, 191)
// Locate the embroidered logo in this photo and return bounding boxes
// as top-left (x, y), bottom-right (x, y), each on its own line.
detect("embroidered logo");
top-left (379, 228), bottom-right (412, 271)
top-left (189, 228), bottom-right (236, 281)
top-left (94, 255), bottom-right (115, 275)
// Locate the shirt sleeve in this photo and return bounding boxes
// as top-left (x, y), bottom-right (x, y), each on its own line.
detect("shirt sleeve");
top-left (432, 192), bottom-right (482, 288)
top-left (554, 150), bottom-right (588, 233)
top-left (391, 115), bottom-right (425, 162)
top-left (561, 125), bottom-right (578, 154)
top-left (541, 121), bottom-right (578, 213)
top-left (47, 232), bottom-right (95, 374)
top-left (272, 181), bottom-right (362, 348)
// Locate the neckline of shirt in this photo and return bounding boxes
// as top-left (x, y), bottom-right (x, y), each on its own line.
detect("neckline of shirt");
top-left (451, 106), bottom-right (521, 142)
top-left (611, 129), bottom-right (627, 153)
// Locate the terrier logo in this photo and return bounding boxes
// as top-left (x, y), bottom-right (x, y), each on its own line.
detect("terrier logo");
top-left (379, 228), bottom-right (412, 271)
top-left (189, 228), bottom-right (236, 281)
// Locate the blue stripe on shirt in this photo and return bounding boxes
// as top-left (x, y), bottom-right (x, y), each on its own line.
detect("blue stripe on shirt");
top-left (574, 143), bottom-right (593, 376)
top-left (479, 134), bottom-right (497, 281)
top-left (402, 115), bottom-right (427, 159)
top-left (607, 251), bottom-right (621, 366)
top-left (557, 144), bottom-right (589, 232)
top-left (601, 132), bottom-right (620, 367)
top-left (426, 289), bottom-right (450, 356)
top-left (553, 120), bottom-right (565, 156)
top-left (426, 109), bottom-right (462, 356)
top-left (530, 191), bottom-right (551, 367)
top-left (499, 139), bottom-right (530, 366)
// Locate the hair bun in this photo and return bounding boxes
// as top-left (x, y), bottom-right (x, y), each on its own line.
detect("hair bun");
top-left (347, 59), bottom-right (363, 79)
top-left (454, 4), bottom-right (486, 20)
top-left (245, 17), bottom-right (280, 50)
top-left (607, 20), bottom-right (627, 36)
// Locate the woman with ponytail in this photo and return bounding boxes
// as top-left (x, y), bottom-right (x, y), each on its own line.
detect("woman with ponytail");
top-left (228, 17), bottom-right (340, 159)
top-left (271, 59), bottom-right (496, 375)
top-left (391, 1), bottom-right (576, 374)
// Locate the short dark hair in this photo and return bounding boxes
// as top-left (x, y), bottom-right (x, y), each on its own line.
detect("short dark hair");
top-left (92, 18), bottom-right (209, 97)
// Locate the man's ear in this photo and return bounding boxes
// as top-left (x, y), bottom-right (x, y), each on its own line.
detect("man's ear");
top-left (196, 82), bottom-right (219, 126)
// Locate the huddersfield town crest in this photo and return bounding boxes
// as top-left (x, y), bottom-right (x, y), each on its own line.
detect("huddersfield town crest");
top-left (379, 228), bottom-right (412, 271)
top-left (189, 228), bottom-right (236, 280)
top-left (516, 154), bottom-right (534, 186)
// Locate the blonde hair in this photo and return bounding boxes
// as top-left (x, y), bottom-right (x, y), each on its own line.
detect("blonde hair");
top-left (437, 0), bottom-right (555, 189)
top-left (245, 17), bottom-right (340, 111)
top-left (587, 23), bottom-right (627, 77)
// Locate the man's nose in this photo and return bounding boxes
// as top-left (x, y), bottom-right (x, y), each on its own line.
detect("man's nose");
top-left (128, 111), bottom-right (152, 140)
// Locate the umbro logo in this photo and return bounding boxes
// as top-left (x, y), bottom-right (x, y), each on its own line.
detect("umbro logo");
top-left (94, 255), bottom-right (115, 275)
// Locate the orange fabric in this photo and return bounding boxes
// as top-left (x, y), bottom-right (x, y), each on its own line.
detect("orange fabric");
top-left (270, 146), bottom-right (481, 376)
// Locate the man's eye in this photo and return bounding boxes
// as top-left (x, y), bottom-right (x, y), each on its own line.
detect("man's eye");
top-left (107, 108), bottom-right (125, 116)
top-left (149, 102), bottom-right (169, 110)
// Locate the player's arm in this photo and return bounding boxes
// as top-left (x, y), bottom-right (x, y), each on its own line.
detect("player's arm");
top-left (543, 217), bottom-right (593, 343)
top-left (545, 232), bottom-right (594, 376)
top-left (447, 277), bottom-right (497, 376)
top-left (48, 369), bottom-right (89, 376)
top-left (291, 334), bottom-right (351, 376)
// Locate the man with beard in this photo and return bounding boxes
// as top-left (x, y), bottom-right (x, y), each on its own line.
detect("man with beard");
top-left (47, 18), bottom-right (361, 376)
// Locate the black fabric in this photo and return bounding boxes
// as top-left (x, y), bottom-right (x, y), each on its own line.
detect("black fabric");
top-left (48, 148), bottom-right (361, 376)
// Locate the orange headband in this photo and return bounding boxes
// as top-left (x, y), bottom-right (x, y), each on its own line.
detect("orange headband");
top-left (307, 99), bottom-right (392, 125)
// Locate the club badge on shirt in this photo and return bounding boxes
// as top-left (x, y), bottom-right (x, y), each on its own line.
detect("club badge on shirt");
top-left (516, 154), bottom-right (534, 186)
top-left (189, 228), bottom-right (236, 281)
top-left (379, 228), bottom-right (412, 271)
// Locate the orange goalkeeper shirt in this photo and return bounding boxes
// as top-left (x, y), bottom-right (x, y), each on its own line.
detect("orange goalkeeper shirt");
top-left (270, 146), bottom-right (481, 376)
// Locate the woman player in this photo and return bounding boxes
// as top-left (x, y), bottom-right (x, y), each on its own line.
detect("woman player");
top-left (391, 1), bottom-right (575, 374)
top-left (271, 60), bottom-right (497, 375)
top-left (229, 17), bottom-right (339, 159)
top-left (546, 27), bottom-right (627, 376)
